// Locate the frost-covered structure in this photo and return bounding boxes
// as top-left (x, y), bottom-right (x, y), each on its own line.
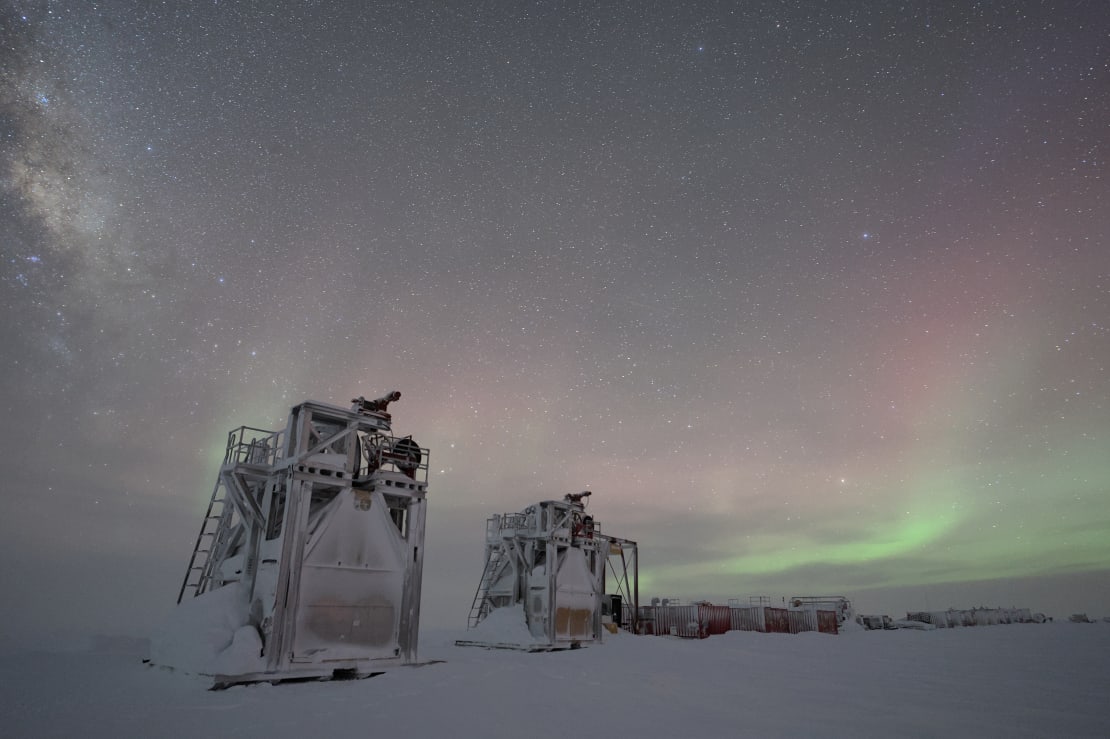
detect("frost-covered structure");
top-left (906, 607), bottom-right (1043, 627)
top-left (789, 595), bottom-right (854, 626)
top-left (459, 491), bottom-right (639, 650)
top-left (160, 393), bottom-right (429, 687)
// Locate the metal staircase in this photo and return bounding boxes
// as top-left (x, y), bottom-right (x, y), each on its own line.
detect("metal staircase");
top-left (176, 475), bottom-right (233, 603)
top-left (466, 548), bottom-right (505, 628)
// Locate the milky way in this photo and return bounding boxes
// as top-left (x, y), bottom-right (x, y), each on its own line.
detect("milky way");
top-left (2, 1), bottom-right (1108, 641)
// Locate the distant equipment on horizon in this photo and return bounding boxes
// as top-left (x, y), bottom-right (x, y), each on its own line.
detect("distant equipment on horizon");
top-left (858, 606), bottom-right (1048, 630)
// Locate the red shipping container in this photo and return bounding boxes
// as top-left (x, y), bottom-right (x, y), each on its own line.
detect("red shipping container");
top-left (764, 607), bottom-right (791, 633)
top-left (817, 610), bottom-right (839, 634)
top-left (699, 604), bottom-right (731, 636)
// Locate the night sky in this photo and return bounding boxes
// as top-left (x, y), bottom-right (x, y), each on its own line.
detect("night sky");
top-left (2, 1), bottom-right (1108, 644)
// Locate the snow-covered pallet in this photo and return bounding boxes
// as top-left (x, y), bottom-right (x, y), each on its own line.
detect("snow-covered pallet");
top-left (453, 639), bottom-right (582, 652)
top-left (211, 659), bottom-right (445, 690)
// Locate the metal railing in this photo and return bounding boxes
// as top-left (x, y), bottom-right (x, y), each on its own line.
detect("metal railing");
top-left (224, 426), bottom-right (285, 466)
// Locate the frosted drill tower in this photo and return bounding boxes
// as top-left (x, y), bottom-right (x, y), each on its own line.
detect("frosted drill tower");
top-left (174, 392), bottom-right (429, 686)
top-left (460, 491), bottom-right (639, 650)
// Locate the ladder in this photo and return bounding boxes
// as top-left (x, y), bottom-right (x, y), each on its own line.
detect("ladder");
top-left (466, 548), bottom-right (504, 629)
top-left (176, 475), bottom-right (233, 603)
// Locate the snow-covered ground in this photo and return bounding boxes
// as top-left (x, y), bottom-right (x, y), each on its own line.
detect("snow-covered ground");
top-left (3, 623), bottom-right (1108, 738)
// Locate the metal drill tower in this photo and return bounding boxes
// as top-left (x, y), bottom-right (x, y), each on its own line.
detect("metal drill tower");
top-left (176, 392), bottom-right (429, 686)
top-left (459, 491), bottom-right (639, 650)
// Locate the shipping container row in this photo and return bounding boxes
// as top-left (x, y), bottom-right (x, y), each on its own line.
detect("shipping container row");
top-left (631, 604), bottom-right (838, 638)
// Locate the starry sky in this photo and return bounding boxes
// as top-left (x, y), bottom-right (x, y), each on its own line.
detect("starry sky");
top-left (2, 0), bottom-right (1108, 644)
